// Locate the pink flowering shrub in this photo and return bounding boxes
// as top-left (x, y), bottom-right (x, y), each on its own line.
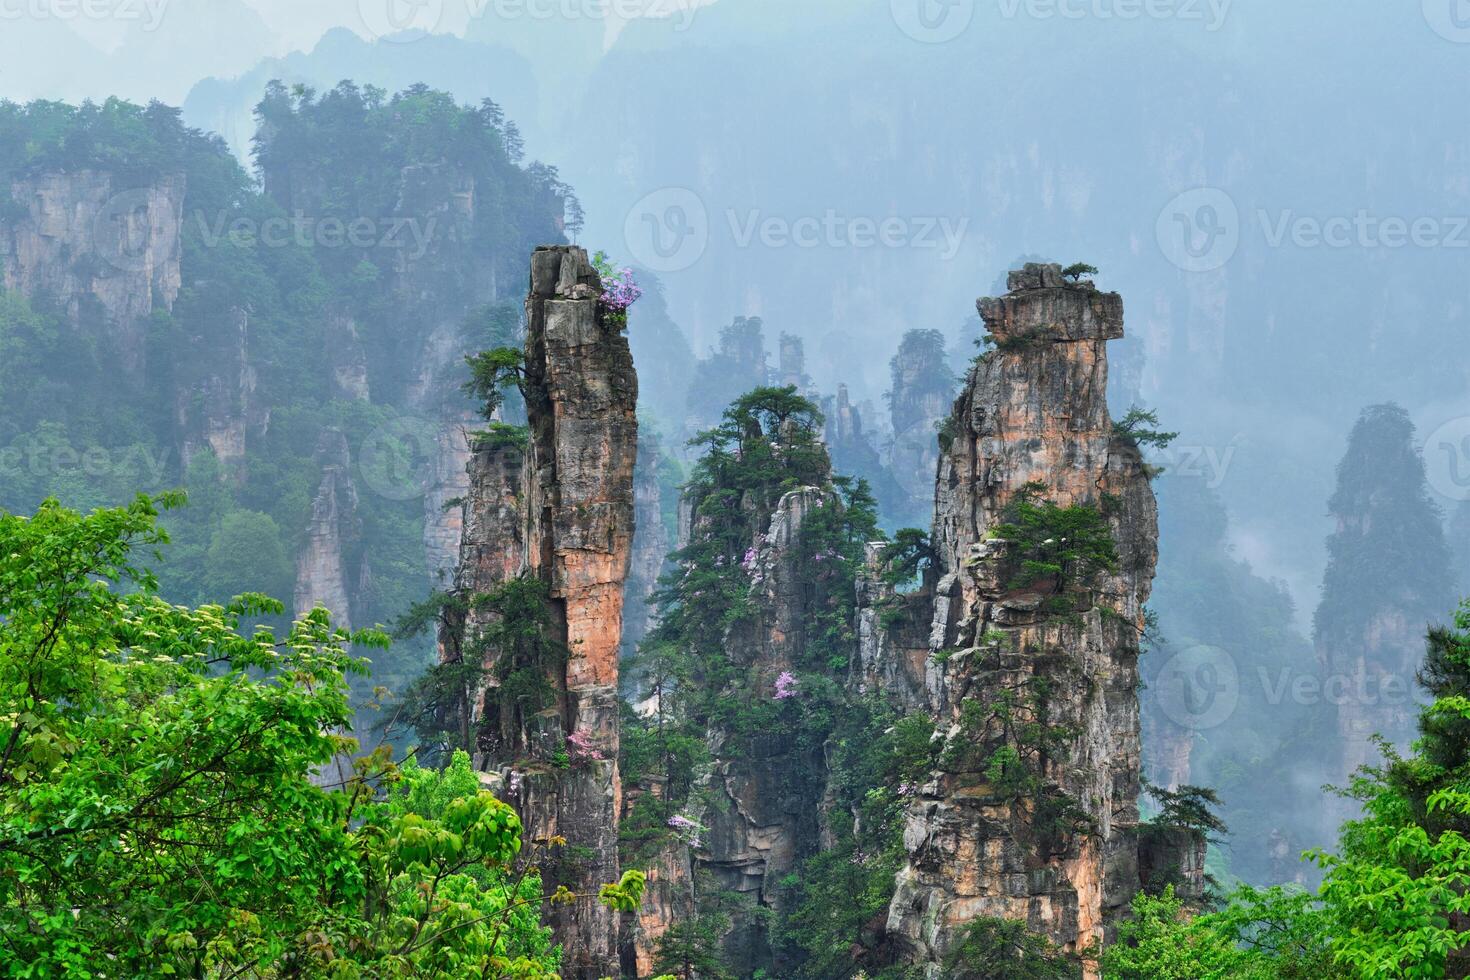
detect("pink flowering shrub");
top-left (666, 814), bottom-right (705, 848)
top-left (592, 250), bottom-right (642, 326)
top-left (741, 546), bottom-right (760, 572)
top-left (774, 671), bottom-right (799, 700)
top-left (567, 729), bottom-right (605, 763)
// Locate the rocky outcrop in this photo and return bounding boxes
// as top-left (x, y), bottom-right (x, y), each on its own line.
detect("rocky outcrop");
top-left (698, 487), bottom-right (834, 975)
top-left (1138, 824), bottom-right (1208, 905)
top-left (1, 170), bottom-right (184, 377)
top-left (779, 332), bottom-right (808, 390)
top-left (294, 428), bottom-right (361, 627)
top-left (881, 264), bottom-right (1159, 971)
top-left (823, 383), bottom-right (908, 522)
top-left (296, 428), bottom-right (364, 791)
top-left (623, 433), bottom-right (670, 668)
top-left (176, 306), bottom-right (262, 474)
top-left (444, 246), bottom-right (637, 979)
top-left (325, 308), bottom-right (370, 402)
top-left (887, 328), bottom-right (955, 518)
top-left (1314, 404), bottom-right (1453, 789)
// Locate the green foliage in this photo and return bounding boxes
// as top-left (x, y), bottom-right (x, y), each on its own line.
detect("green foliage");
top-left (0, 496), bottom-right (574, 978)
top-left (465, 347), bottom-right (528, 421)
top-left (990, 484), bottom-right (1119, 596)
top-left (393, 579), bottom-right (568, 765)
top-left (776, 705), bottom-right (936, 977)
top-left (654, 910), bottom-right (735, 980)
top-left (943, 917), bottom-right (1080, 979)
top-left (1100, 885), bottom-right (1344, 980)
top-left (880, 527), bottom-right (933, 589)
top-left (1144, 783), bottom-right (1230, 844)
top-left (1113, 599), bottom-right (1470, 978)
top-left (202, 508), bottom-right (294, 603)
top-left (1062, 262), bottom-right (1098, 282)
top-left (1305, 600), bottom-right (1470, 979)
top-left (1113, 406), bottom-right (1179, 450)
top-left (471, 421), bottom-right (531, 452)
top-left (939, 676), bottom-right (1094, 852)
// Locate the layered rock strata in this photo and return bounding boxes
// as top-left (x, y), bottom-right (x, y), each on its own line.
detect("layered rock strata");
top-left (883, 264), bottom-right (1159, 970)
top-left (443, 245), bottom-right (637, 979)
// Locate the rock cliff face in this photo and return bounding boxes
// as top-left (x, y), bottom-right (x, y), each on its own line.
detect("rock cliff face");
top-left (1314, 404), bottom-right (1453, 790)
top-left (623, 433), bottom-right (670, 668)
top-left (176, 306), bottom-right (264, 474)
top-left (444, 246), bottom-right (638, 979)
top-left (887, 329), bottom-right (956, 519)
top-left (881, 264), bottom-right (1158, 970)
top-left (294, 429), bottom-right (361, 627)
top-left (1, 170), bottom-right (184, 377)
top-left (699, 486), bottom-right (834, 975)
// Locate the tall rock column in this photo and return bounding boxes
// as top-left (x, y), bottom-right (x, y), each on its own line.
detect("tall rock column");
top-left (1314, 404), bottom-right (1453, 787)
top-left (887, 328), bottom-right (957, 525)
top-left (884, 264), bottom-right (1158, 971)
top-left (446, 246), bottom-right (638, 979)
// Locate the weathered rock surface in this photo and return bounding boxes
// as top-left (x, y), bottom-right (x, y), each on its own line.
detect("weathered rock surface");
top-left (295, 428), bottom-right (364, 792)
top-left (176, 306), bottom-right (263, 474)
top-left (294, 428), bottom-right (361, 627)
top-left (698, 486), bottom-right (834, 975)
top-left (881, 265), bottom-right (1158, 972)
top-left (1313, 403), bottom-right (1454, 809)
top-left (623, 433), bottom-right (670, 669)
top-left (887, 328), bottom-right (955, 519)
top-left (1, 170), bottom-right (184, 377)
top-left (443, 245), bottom-right (637, 979)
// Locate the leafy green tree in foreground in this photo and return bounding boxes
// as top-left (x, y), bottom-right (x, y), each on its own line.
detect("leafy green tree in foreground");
top-left (0, 494), bottom-right (642, 978)
top-left (1104, 600), bottom-right (1470, 979)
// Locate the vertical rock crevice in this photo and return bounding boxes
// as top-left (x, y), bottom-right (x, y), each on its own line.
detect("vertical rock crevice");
top-left (444, 245), bottom-right (637, 979)
top-left (881, 264), bottom-right (1159, 972)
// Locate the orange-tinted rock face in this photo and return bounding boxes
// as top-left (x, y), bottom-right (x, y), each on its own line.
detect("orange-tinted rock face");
top-left (882, 264), bottom-right (1159, 975)
top-left (444, 246), bottom-right (637, 980)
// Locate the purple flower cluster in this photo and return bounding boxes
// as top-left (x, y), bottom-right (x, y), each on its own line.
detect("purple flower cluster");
top-left (741, 546), bottom-right (759, 571)
top-left (667, 814), bottom-right (704, 847)
top-left (774, 671), bottom-right (799, 700)
top-left (601, 267), bottom-right (643, 311)
top-left (567, 730), bottom-right (605, 762)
